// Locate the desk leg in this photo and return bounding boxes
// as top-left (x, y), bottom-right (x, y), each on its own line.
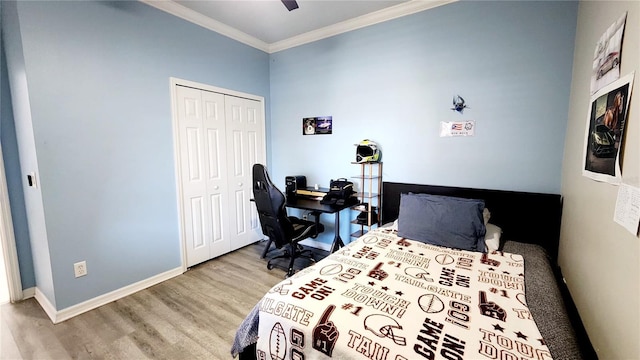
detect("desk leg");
top-left (330, 211), bottom-right (345, 253)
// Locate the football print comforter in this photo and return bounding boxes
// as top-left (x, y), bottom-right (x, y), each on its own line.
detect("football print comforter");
top-left (251, 228), bottom-right (552, 360)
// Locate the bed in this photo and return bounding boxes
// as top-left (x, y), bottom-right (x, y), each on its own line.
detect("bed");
top-left (232, 182), bottom-right (593, 360)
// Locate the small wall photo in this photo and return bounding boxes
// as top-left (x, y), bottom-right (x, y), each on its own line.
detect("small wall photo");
top-left (303, 116), bottom-right (332, 135)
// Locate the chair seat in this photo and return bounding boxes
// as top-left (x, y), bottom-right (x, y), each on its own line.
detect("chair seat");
top-left (289, 217), bottom-right (325, 243)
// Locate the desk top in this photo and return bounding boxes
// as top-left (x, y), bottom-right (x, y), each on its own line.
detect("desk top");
top-left (285, 196), bottom-right (357, 213)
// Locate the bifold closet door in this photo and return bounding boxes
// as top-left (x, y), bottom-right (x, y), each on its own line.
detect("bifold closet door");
top-left (225, 95), bottom-right (264, 252)
top-left (176, 85), bottom-right (264, 267)
top-left (177, 86), bottom-right (230, 267)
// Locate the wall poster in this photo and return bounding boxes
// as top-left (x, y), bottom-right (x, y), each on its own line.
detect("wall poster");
top-left (582, 72), bottom-right (634, 184)
top-left (591, 12), bottom-right (626, 94)
top-left (303, 116), bottom-right (332, 135)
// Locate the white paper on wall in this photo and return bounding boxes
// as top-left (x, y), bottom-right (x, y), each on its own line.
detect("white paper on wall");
top-left (440, 121), bottom-right (475, 137)
top-left (614, 183), bottom-right (640, 235)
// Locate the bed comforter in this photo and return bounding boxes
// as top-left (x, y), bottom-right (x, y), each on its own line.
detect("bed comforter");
top-left (233, 228), bottom-right (553, 360)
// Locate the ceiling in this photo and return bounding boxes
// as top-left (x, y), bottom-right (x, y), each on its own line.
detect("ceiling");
top-left (174, 0), bottom-right (407, 44)
top-left (143, 0), bottom-right (455, 53)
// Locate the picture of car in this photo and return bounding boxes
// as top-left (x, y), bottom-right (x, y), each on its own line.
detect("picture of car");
top-left (317, 121), bottom-right (331, 129)
top-left (597, 51), bottom-right (619, 79)
top-left (591, 124), bottom-right (616, 157)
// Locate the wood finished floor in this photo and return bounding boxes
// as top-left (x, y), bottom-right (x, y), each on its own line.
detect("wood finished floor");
top-left (0, 241), bottom-right (327, 360)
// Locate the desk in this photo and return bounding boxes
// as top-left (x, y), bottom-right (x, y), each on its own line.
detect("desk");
top-left (285, 196), bottom-right (357, 253)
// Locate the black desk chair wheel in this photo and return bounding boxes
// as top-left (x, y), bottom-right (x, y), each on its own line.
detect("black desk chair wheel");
top-left (252, 164), bottom-right (324, 277)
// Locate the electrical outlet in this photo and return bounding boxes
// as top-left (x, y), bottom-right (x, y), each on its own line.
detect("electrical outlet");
top-left (74, 261), bottom-right (87, 278)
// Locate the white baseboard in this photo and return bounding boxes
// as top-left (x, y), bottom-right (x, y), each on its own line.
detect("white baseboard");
top-left (34, 287), bottom-right (57, 321)
top-left (22, 287), bottom-right (35, 299)
top-left (34, 267), bottom-right (183, 324)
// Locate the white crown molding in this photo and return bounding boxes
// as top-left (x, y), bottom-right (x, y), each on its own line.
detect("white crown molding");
top-left (141, 0), bottom-right (457, 54)
top-left (269, 0), bottom-right (457, 53)
top-left (141, 0), bottom-right (270, 52)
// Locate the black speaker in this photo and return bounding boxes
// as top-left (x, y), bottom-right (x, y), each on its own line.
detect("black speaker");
top-left (285, 176), bottom-right (306, 196)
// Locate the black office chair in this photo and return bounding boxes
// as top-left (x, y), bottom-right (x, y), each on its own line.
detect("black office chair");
top-left (252, 164), bottom-right (324, 277)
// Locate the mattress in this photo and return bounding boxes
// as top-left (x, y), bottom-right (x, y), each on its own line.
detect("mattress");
top-left (233, 228), bottom-right (563, 359)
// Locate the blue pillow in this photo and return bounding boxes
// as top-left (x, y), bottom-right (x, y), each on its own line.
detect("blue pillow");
top-left (397, 193), bottom-right (486, 252)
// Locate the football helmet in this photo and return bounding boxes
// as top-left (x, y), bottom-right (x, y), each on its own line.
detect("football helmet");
top-left (364, 314), bottom-right (406, 346)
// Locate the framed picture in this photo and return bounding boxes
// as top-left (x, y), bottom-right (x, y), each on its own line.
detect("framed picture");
top-left (303, 116), bottom-right (332, 135)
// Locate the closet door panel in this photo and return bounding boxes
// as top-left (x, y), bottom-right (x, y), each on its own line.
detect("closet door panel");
top-left (177, 86), bottom-right (212, 266)
top-left (225, 96), bottom-right (263, 251)
top-left (178, 86), bottom-right (229, 267)
top-left (244, 100), bottom-right (265, 240)
top-left (201, 90), bottom-right (230, 259)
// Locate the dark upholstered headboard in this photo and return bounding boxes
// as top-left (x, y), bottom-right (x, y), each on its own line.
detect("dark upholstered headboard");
top-left (381, 182), bottom-right (563, 262)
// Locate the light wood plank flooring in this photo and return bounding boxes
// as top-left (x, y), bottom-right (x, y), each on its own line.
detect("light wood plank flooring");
top-left (0, 241), bottom-right (326, 360)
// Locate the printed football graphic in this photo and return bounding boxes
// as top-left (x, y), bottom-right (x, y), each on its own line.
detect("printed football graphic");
top-left (418, 293), bottom-right (445, 313)
top-left (320, 263), bottom-right (343, 276)
top-left (510, 254), bottom-right (524, 262)
top-left (435, 254), bottom-right (455, 265)
top-left (269, 322), bottom-right (287, 360)
top-left (404, 267), bottom-right (431, 281)
top-left (361, 235), bottom-right (379, 244)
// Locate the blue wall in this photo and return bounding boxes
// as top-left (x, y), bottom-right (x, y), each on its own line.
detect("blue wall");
top-left (2, 0), bottom-right (270, 309)
top-left (269, 1), bottom-right (577, 246)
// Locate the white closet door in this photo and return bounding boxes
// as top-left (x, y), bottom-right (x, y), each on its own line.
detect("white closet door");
top-left (225, 95), bottom-right (264, 251)
top-left (177, 86), bottom-right (230, 267)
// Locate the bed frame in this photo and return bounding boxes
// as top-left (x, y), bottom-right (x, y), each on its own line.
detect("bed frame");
top-left (380, 181), bottom-right (597, 359)
top-left (381, 181), bottom-right (563, 263)
top-left (235, 182), bottom-right (597, 360)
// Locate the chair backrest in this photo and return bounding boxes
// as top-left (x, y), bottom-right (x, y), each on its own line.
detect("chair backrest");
top-left (252, 164), bottom-right (294, 249)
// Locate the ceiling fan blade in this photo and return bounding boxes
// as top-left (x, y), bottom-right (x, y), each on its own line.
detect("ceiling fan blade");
top-left (281, 0), bottom-right (299, 11)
